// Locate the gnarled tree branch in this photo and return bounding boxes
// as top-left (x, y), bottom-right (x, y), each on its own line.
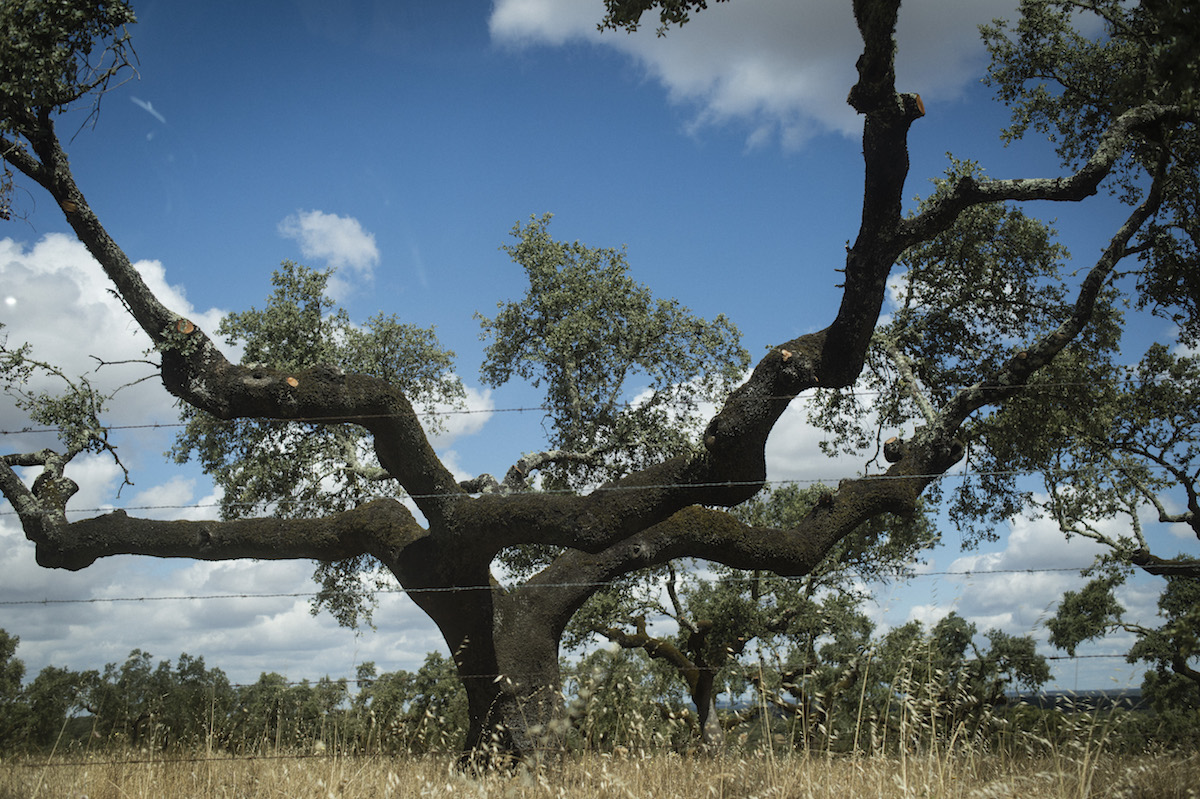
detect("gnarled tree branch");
top-left (23, 497), bottom-right (425, 572)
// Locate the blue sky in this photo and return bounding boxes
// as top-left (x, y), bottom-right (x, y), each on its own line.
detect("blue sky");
top-left (0, 0), bottom-right (1180, 693)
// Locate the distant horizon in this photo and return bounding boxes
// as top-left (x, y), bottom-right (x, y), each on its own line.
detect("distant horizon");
top-left (3, 622), bottom-right (1146, 700)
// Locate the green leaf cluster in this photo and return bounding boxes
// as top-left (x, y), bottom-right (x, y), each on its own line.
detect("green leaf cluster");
top-left (82, 649), bottom-right (235, 749)
top-left (890, 166), bottom-right (1074, 403)
top-left (868, 613), bottom-right (1050, 739)
top-left (1050, 570), bottom-right (1200, 711)
top-left (1038, 344), bottom-right (1200, 550)
top-left (0, 639), bottom-right (235, 752)
top-left (172, 261), bottom-right (462, 521)
top-left (171, 262), bottom-right (463, 628)
top-left (350, 654), bottom-right (468, 754)
top-left (1047, 573), bottom-right (1127, 657)
top-left (0, 630), bottom-right (24, 742)
top-left (983, 0), bottom-right (1200, 341)
top-left (1011, 341), bottom-right (1200, 697)
top-left (810, 160), bottom-right (1123, 545)
top-left (564, 647), bottom-right (690, 751)
top-left (479, 214), bottom-right (748, 490)
top-left (0, 0), bottom-right (135, 131)
top-left (598, 0), bottom-right (728, 35)
top-left (2, 323), bottom-right (122, 462)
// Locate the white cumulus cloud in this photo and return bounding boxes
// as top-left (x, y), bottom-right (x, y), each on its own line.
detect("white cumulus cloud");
top-left (0, 234), bottom-right (228, 440)
top-left (278, 210), bottom-right (380, 300)
top-left (490, 0), bottom-right (1028, 147)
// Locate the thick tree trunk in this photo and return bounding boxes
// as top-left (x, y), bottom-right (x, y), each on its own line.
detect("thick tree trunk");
top-left (400, 558), bottom-right (566, 765)
top-left (698, 695), bottom-right (724, 751)
top-left (456, 608), bottom-right (564, 766)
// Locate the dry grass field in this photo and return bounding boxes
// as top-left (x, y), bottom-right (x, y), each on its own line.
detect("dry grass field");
top-left (3, 748), bottom-right (1198, 799)
top-left (4, 674), bottom-right (1198, 798)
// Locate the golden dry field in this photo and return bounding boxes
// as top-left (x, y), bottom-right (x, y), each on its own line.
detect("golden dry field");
top-left (3, 749), bottom-right (1198, 799)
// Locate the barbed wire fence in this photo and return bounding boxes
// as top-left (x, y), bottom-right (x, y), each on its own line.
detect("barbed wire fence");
top-left (0, 508), bottom-right (1167, 696)
top-left (0, 564), bottom-right (1150, 675)
top-left (0, 564), bottom-right (1167, 771)
top-left (1, 383), bottom-right (1188, 770)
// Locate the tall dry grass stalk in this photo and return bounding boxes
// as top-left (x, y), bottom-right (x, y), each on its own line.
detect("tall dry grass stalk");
top-left (5, 646), bottom-right (1198, 797)
top-left (2, 749), bottom-right (1197, 799)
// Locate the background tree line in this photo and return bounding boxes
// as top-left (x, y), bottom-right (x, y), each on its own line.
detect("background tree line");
top-left (0, 628), bottom-right (467, 755)
top-left (3, 569), bottom-right (1196, 758)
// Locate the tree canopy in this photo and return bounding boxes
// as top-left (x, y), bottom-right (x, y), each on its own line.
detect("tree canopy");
top-left (2, 0), bottom-right (1197, 764)
top-left (475, 213), bottom-right (747, 494)
top-left (0, 0), bottom-right (135, 220)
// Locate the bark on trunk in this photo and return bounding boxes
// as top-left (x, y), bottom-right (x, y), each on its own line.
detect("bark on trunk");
top-left (698, 696), bottom-right (725, 751)
top-left (456, 615), bottom-right (563, 766)
top-left (402, 561), bottom-right (567, 765)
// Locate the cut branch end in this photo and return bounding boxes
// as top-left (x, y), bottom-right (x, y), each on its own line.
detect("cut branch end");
top-left (883, 436), bottom-right (907, 463)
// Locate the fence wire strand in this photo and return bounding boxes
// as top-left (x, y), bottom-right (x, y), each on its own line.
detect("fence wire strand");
top-left (0, 565), bottom-right (1104, 607)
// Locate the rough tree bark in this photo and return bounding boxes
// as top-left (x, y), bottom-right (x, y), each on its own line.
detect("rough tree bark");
top-left (0, 0), bottom-right (1177, 763)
